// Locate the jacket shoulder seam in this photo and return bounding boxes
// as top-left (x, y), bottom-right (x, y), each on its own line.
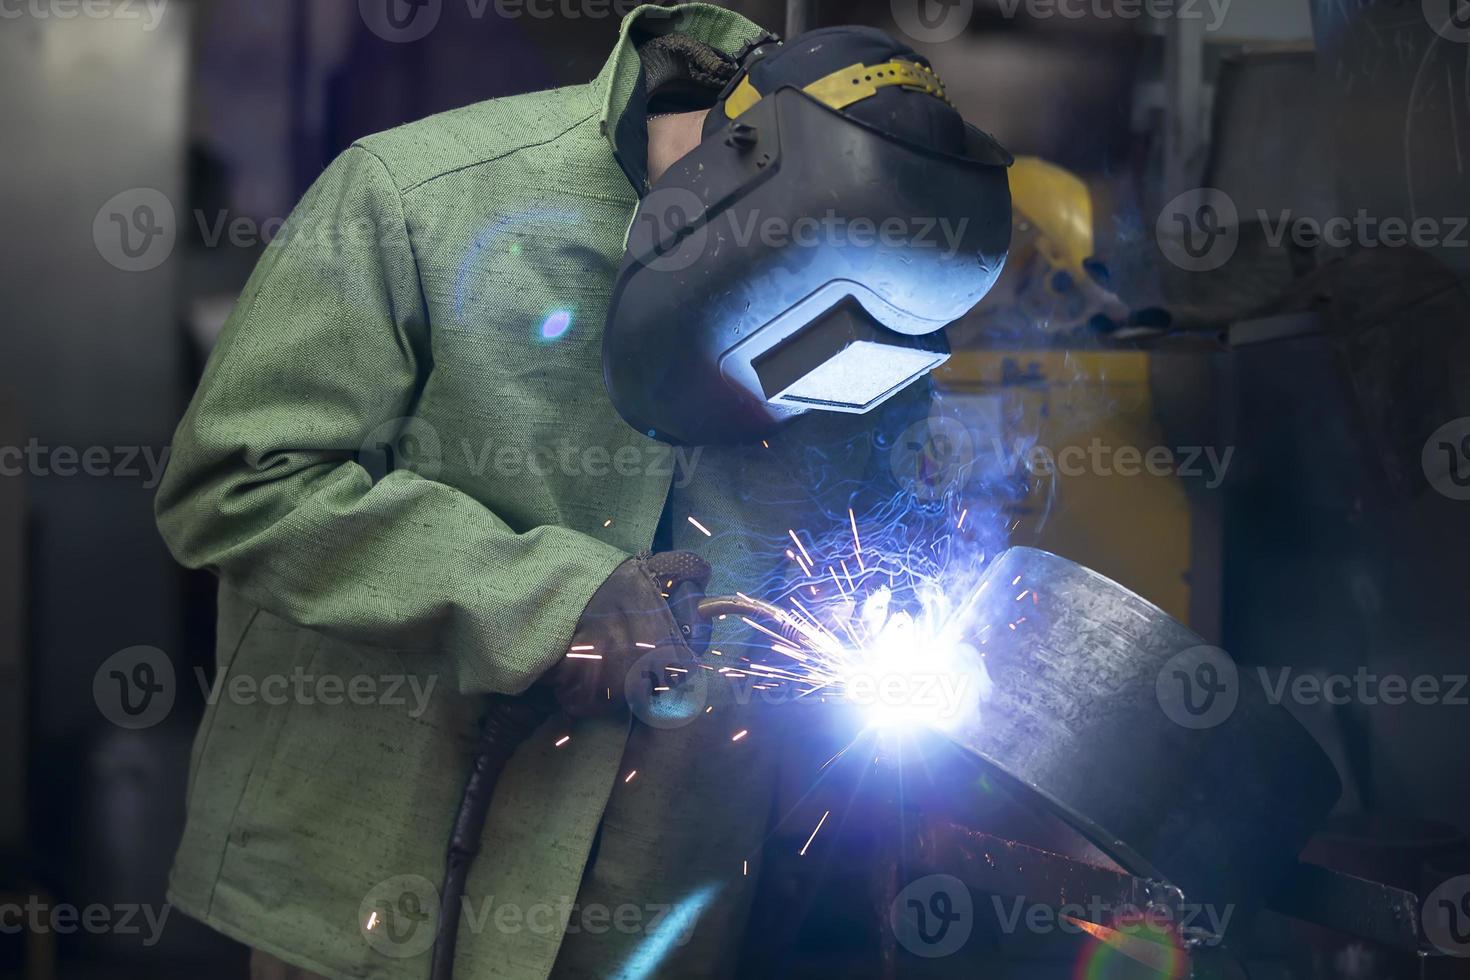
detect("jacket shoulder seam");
top-left (353, 94), bottom-right (601, 197)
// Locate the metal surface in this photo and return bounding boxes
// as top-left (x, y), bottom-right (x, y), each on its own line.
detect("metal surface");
top-left (1269, 862), bottom-right (1424, 953)
top-left (916, 817), bottom-right (1429, 954)
top-left (697, 594), bottom-right (790, 624)
top-left (943, 547), bottom-right (1340, 909)
top-left (917, 823), bottom-right (1188, 928)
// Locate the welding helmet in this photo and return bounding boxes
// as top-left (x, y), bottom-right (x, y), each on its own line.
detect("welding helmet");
top-left (603, 26), bottom-right (1014, 446)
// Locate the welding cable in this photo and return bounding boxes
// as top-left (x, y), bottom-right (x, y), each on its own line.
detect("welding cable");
top-left (429, 692), bottom-right (553, 980)
top-left (430, 595), bottom-right (786, 980)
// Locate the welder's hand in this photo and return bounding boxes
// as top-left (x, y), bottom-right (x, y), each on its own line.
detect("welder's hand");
top-left (545, 552), bottom-right (712, 720)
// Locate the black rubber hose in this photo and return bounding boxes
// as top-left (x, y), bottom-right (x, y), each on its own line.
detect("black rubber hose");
top-left (428, 594), bottom-right (771, 980)
top-left (430, 693), bottom-right (552, 980)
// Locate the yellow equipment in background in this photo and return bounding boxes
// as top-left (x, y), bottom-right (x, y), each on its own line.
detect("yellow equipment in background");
top-left (934, 350), bottom-right (1195, 626)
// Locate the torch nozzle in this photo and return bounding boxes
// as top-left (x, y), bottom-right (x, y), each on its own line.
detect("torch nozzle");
top-left (697, 595), bottom-right (805, 643)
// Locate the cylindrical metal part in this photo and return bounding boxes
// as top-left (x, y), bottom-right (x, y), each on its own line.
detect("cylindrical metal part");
top-left (945, 547), bottom-right (1340, 909)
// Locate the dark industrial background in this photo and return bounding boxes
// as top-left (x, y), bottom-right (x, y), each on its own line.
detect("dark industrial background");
top-left (2, 0), bottom-right (1469, 977)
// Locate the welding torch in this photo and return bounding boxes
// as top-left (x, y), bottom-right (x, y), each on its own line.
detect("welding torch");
top-left (429, 592), bottom-right (790, 980)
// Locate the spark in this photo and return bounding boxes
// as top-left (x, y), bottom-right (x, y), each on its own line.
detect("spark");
top-left (555, 735), bottom-right (571, 747)
top-left (705, 706), bottom-right (714, 713)
top-left (742, 860), bottom-right (748, 876)
top-left (799, 810), bottom-right (831, 856)
top-left (566, 652), bottom-right (603, 660)
top-left (829, 567), bottom-right (847, 596)
top-left (786, 548), bottom-right (813, 577)
top-left (688, 516), bottom-right (713, 537)
top-left (571, 644), bottom-right (596, 652)
top-left (788, 529), bottom-right (814, 566)
top-left (603, 519), bottom-right (613, 528)
top-left (1016, 590), bottom-right (1028, 601)
top-left (957, 508), bottom-right (969, 529)
top-left (849, 508), bottom-right (862, 554)
top-left (742, 616), bottom-right (789, 645)
top-left (366, 911), bottom-right (379, 931)
top-left (731, 729), bottom-right (749, 742)
top-left (624, 770), bottom-right (638, 784)
top-left (635, 642), bottom-right (657, 650)
top-left (840, 559), bottom-right (856, 591)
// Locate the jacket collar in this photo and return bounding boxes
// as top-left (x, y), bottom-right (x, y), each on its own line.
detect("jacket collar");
top-left (589, 3), bottom-right (766, 196)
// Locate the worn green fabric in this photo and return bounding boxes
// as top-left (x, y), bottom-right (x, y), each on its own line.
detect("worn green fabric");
top-left (157, 5), bottom-right (768, 979)
top-left (156, 6), bottom-right (908, 979)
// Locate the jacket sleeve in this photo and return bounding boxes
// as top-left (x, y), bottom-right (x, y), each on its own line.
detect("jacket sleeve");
top-left (155, 145), bottom-right (628, 696)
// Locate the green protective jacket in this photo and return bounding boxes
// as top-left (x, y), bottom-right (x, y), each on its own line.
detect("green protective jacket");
top-left (156, 5), bottom-right (916, 978)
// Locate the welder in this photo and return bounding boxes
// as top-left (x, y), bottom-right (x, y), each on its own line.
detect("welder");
top-left (153, 5), bottom-right (1010, 979)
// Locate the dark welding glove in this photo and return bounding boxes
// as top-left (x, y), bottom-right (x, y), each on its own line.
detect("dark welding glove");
top-left (545, 552), bottom-right (712, 720)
